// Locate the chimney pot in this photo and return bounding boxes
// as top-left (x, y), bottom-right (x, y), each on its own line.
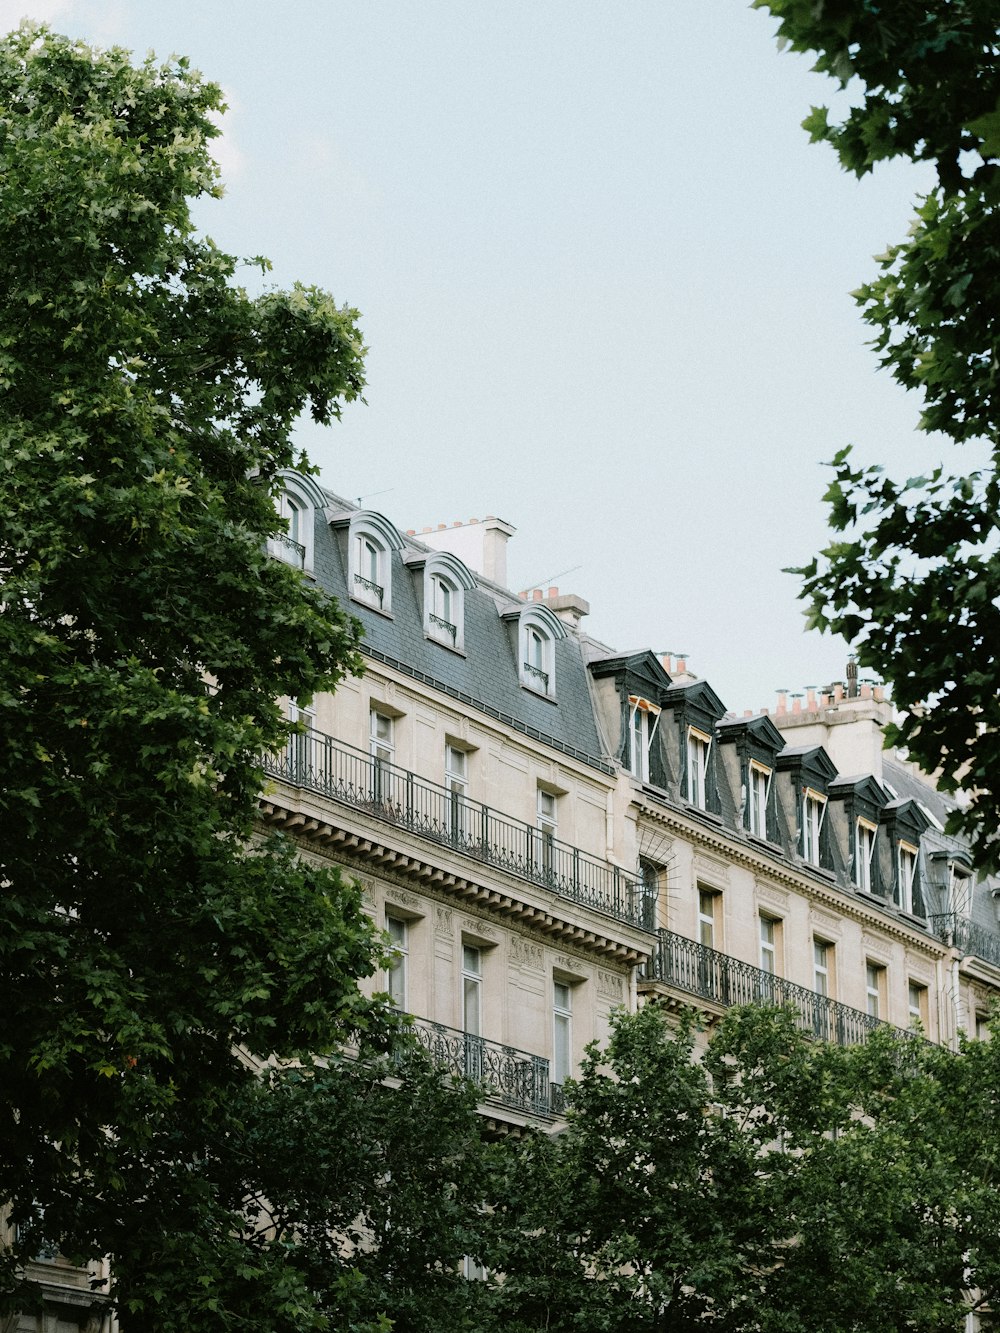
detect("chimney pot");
top-left (548, 586), bottom-right (558, 598)
top-left (532, 589), bottom-right (543, 601)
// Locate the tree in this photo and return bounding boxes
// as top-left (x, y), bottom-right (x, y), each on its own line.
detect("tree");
top-left (482, 1005), bottom-right (1000, 1332)
top-left (751, 0), bottom-right (1000, 867)
top-left (0, 24), bottom-right (392, 1325)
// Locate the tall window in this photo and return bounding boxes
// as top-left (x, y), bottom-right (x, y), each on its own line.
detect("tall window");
top-left (386, 916), bottom-right (408, 1009)
top-left (524, 626), bottom-right (550, 692)
top-left (897, 842), bottom-right (918, 913)
top-left (268, 484), bottom-right (315, 570)
top-left (536, 789), bottom-right (558, 878)
top-left (639, 859), bottom-right (659, 932)
top-left (627, 699), bottom-right (660, 783)
top-left (908, 980), bottom-right (928, 1029)
top-left (813, 939), bottom-right (831, 997)
top-left (286, 699), bottom-right (315, 782)
top-left (854, 819), bottom-right (877, 891)
top-left (462, 944), bottom-right (483, 1080)
top-left (445, 745), bottom-right (468, 840)
top-left (748, 762), bottom-right (770, 837)
top-left (370, 709), bottom-right (395, 802)
top-left (428, 573), bottom-right (461, 647)
top-left (686, 728), bottom-right (711, 807)
top-left (759, 915), bottom-right (778, 975)
top-left (698, 889), bottom-right (718, 950)
top-left (802, 791), bottom-right (826, 865)
top-left (553, 980), bottom-right (572, 1085)
top-left (354, 533), bottom-right (385, 607)
top-left (866, 962), bottom-right (885, 1020)
top-left (515, 605), bottom-right (565, 698)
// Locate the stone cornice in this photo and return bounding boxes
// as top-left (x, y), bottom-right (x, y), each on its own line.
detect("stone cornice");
top-left (258, 796), bottom-right (651, 966)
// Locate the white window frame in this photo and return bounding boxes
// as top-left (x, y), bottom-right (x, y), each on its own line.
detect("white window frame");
top-left (748, 761), bottom-right (771, 838)
top-left (866, 961), bottom-right (884, 1019)
top-left (419, 552), bottom-right (475, 651)
top-left (698, 888), bottom-right (718, 950)
top-left (802, 789), bottom-right (827, 865)
top-left (285, 698), bottom-right (316, 781)
top-left (445, 744), bottom-right (469, 840)
top-left (759, 914), bottom-right (779, 976)
top-left (897, 841), bottom-right (918, 913)
top-left (348, 512), bottom-right (403, 613)
top-left (552, 979), bottom-right (573, 1086)
top-left (386, 915), bottom-right (408, 1010)
top-left (536, 788), bottom-right (558, 877)
top-left (627, 696), bottom-right (661, 783)
top-left (268, 472), bottom-right (323, 572)
top-left (686, 727), bottom-right (711, 808)
top-left (855, 818), bottom-right (878, 892)
top-left (908, 980), bottom-right (927, 1028)
top-left (813, 938), bottom-right (831, 998)
top-left (462, 944), bottom-right (482, 1037)
top-left (369, 708), bottom-right (395, 803)
top-left (516, 605), bottom-right (566, 698)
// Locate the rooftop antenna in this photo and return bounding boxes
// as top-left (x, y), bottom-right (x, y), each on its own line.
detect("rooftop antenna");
top-left (355, 487), bottom-right (395, 506)
top-left (521, 564), bottom-right (582, 593)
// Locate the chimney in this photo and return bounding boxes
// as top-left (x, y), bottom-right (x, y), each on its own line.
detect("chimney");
top-left (415, 514), bottom-right (516, 587)
top-left (846, 655), bottom-right (859, 699)
top-left (540, 587), bottom-right (591, 631)
top-left (806, 686), bottom-right (817, 711)
top-left (776, 690), bottom-right (788, 715)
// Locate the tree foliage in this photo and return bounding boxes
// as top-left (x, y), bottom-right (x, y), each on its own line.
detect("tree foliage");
top-left (482, 1005), bottom-right (1000, 1333)
top-left (0, 24), bottom-right (394, 1324)
top-left (752, 0), bottom-right (1000, 866)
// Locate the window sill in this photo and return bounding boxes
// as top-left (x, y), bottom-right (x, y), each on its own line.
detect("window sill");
top-left (520, 681), bottom-right (557, 704)
top-left (351, 594), bottom-right (394, 620)
top-left (425, 632), bottom-right (466, 657)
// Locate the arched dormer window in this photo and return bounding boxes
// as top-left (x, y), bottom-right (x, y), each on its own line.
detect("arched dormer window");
top-left (516, 604), bottom-right (567, 699)
top-left (267, 470), bottom-right (325, 573)
top-left (348, 512), bottom-right (404, 614)
top-left (418, 552), bottom-right (476, 652)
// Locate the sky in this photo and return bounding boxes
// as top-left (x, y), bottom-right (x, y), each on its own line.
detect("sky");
top-left (2, 0), bottom-right (949, 712)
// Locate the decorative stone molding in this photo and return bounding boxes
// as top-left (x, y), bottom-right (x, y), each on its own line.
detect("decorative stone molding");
top-left (597, 969), bottom-right (626, 999)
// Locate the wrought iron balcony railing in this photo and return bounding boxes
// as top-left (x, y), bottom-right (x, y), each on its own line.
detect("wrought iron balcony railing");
top-left (264, 729), bottom-right (645, 928)
top-left (403, 1015), bottom-right (556, 1118)
top-left (929, 913), bottom-right (1000, 970)
top-left (270, 533), bottom-right (306, 568)
top-left (640, 929), bottom-right (912, 1047)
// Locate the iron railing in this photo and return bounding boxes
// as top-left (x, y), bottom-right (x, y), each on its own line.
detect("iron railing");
top-left (264, 729), bottom-right (645, 928)
top-left (403, 1015), bottom-right (555, 1117)
top-left (929, 913), bottom-right (1000, 970)
top-left (271, 533), bottom-right (306, 568)
top-left (641, 930), bottom-right (911, 1046)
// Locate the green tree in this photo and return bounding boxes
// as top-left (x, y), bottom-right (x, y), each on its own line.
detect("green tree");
top-left (751, 0), bottom-right (1000, 866)
top-left (485, 1006), bottom-right (1000, 1332)
top-left (0, 24), bottom-right (390, 1326)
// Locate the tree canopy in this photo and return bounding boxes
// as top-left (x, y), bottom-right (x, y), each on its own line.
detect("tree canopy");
top-left (752, 0), bottom-right (1000, 867)
top-left (0, 23), bottom-right (392, 1324)
top-left (482, 1005), bottom-right (1000, 1333)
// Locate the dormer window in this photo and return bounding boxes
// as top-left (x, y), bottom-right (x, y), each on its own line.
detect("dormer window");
top-left (748, 761), bottom-right (771, 837)
top-left (346, 512), bottom-right (404, 614)
top-left (686, 728), bottom-right (711, 807)
top-left (627, 697), bottom-right (661, 783)
top-left (802, 790), bottom-right (827, 865)
top-left (417, 552), bottom-right (475, 652)
top-left (856, 818), bottom-right (877, 892)
top-left (897, 842), bottom-right (918, 913)
top-left (512, 604), bottom-right (567, 699)
top-left (267, 470), bottom-right (325, 573)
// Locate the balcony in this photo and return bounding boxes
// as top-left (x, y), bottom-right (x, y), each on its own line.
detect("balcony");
top-left (403, 1015), bottom-right (558, 1119)
top-left (263, 729), bottom-right (645, 929)
top-left (929, 913), bottom-right (1000, 970)
top-left (640, 930), bottom-right (911, 1046)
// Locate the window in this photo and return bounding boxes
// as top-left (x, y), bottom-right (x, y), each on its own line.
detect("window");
top-left (639, 858), bottom-right (659, 932)
top-left (759, 915), bottom-right (779, 975)
top-left (908, 980), bottom-right (928, 1029)
top-left (462, 944), bottom-right (483, 1080)
top-left (813, 939), bottom-right (831, 997)
top-left (866, 962), bottom-right (885, 1020)
top-left (553, 980), bottom-right (573, 1085)
top-left (463, 1256), bottom-right (487, 1281)
top-left (285, 699), bottom-right (316, 782)
top-left (802, 790), bottom-right (827, 865)
top-left (514, 605), bottom-right (566, 698)
top-left (445, 744), bottom-right (469, 840)
top-left (536, 789), bottom-right (558, 878)
top-left (698, 888), bottom-right (719, 950)
top-left (855, 818), bottom-right (877, 892)
top-left (268, 473), bottom-right (322, 571)
top-left (748, 761), bottom-right (771, 837)
top-left (386, 916), bottom-right (408, 1009)
top-left (419, 553), bottom-right (475, 651)
top-left (686, 728), bottom-right (711, 807)
top-left (897, 842), bottom-right (918, 913)
top-left (348, 512), bottom-right (403, 613)
top-left (370, 709), bottom-right (395, 803)
top-left (627, 697), bottom-right (660, 783)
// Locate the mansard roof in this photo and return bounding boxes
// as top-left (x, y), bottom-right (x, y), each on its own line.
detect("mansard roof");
top-left (716, 712), bottom-right (786, 753)
top-left (588, 650), bottom-right (673, 699)
top-left (661, 679), bottom-right (728, 723)
top-left (776, 743), bottom-right (840, 787)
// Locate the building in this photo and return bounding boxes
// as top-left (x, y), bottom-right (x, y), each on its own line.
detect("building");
top-left (13, 472), bottom-right (1000, 1327)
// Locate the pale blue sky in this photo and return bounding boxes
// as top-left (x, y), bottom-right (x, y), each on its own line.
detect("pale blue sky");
top-left (4, 1), bottom-right (948, 711)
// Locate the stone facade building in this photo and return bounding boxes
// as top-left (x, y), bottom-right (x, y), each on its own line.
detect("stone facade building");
top-left (11, 472), bottom-right (1000, 1328)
